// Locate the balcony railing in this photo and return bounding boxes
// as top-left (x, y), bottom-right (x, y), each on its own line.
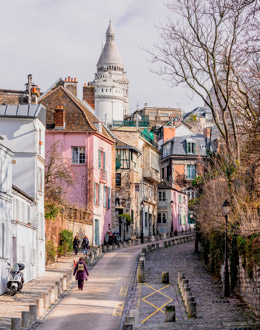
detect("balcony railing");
top-left (99, 169), bottom-right (107, 181)
top-left (139, 131), bottom-right (157, 147)
top-left (113, 120), bottom-right (150, 127)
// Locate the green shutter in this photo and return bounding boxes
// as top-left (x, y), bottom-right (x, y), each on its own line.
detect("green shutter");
top-left (103, 152), bottom-right (106, 170)
top-left (108, 187), bottom-right (111, 209)
top-left (98, 149), bottom-right (101, 169)
top-left (98, 184), bottom-right (101, 206)
top-left (94, 183), bottom-right (96, 205)
top-left (193, 143), bottom-right (196, 154)
top-left (103, 186), bottom-right (107, 208)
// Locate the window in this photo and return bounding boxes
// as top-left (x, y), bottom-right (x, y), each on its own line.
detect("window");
top-left (158, 212), bottom-right (167, 224)
top-left (131, 210), bottom-right (134, 222)
top-left (187, 164), bottom-right (196, 180)
top-left (98, 150), bottom-right (106, 170)
top-left (116, 173), bottom-right (121, 186)
top-left (37, 167), bottom-right (43, 192)
top-left (72, 147), bottom-right (85, 164)
top-left (94, 183), bottom-right (99, 206)
top-left (159, 192), bottom-right (166, 201)
top-left (16, 199), bottom-right (19, 220)
top-left (167, 165), bottom-right (171, 180)
top-left (186, 140), bottom-right (196, 154)
top-left (115, 197), bottom-right (120, 206)
top-left (150, 151), bottom-right (159, 171)
top-left (162, 168), bottom-right (165, 179)
top-left (145, 212), bottom-right (148, 227)
top-left (27, 206), bottom-right (30, 224)
top-left (163, 143), bottom-right (171, 157)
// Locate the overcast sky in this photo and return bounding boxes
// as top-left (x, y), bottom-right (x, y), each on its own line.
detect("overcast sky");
top-left (0, 0), bottom-right (203, 113)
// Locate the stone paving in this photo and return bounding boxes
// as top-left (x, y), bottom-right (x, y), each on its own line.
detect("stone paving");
top-left (129, 241), bottom-right (260, 330)
top-left (0, 249), bottom-right (94, 329)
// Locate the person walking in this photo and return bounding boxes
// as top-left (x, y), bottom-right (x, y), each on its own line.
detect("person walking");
top-left (73, 257), bottom-right (89, 290)
top-left (73, 235), bottom-right (80, 255)
top-left (82, 235), bottom-right (90, 255)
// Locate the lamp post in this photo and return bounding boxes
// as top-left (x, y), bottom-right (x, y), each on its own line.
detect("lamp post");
top-left (140, 201), bottom-right (144, 244)
top-left (222, 199), bottom-right (230, 297)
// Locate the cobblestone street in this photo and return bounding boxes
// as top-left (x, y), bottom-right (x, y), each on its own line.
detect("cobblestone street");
top-left (128, 241), bottom-right (260, 330)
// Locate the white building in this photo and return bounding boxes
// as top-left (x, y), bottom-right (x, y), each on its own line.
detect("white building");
top-left (90, 21), bottom-right (129, 126)
top-left (0, 104), bottom-right (46, 280)
top-left (0, 142), bottom-right (13, 294)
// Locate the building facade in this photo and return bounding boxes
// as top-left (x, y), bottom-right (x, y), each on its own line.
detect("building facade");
top-left (112, 127), bottom-right (160, 240)
top-left (39, 78), bottom-right (115, 245)
top-left (0, 142), bottom-right (13, 294)
top-left (157, 186), bottom-right (188, 234)
top-left (0, 104), bottom-right (46, 278)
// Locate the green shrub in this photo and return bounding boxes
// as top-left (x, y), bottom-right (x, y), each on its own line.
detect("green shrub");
top-left (46, 240), bottom-right (56, 264)
top-left (58, 229), bottom-right (73, 256)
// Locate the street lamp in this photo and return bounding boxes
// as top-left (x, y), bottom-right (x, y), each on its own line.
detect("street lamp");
top-left (222, 199), bottom-right (230, 297)
top-left (140, 201), bottom-right (144, 244)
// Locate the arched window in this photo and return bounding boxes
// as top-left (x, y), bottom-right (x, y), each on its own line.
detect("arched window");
top-left (115, 197), bottom-right (120, 206)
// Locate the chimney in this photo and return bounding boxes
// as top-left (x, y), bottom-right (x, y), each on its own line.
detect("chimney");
top-left (163, 126), bottom-right (175, 143)
top-left (31, 87), bottom-right (38, 104)
top-left (64, 76), bottom-right (78, 97)
top-left (83, 83), bottom-right (95, 110)
top-left (55, 106), bottom-right (65, 129)
top-left (203, 127), bottom-right (211, 140)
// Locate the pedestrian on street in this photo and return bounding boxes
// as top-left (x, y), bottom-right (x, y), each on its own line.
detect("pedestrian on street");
top-left (81, 235), bottom-right (90, 255)
top-left (73, 235), bottom-right (80, 255)
top-left (73, 257), bottom-right (89, 290)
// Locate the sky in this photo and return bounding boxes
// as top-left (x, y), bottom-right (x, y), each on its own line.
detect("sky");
top-left (0, 0), bottom-right (203, 113)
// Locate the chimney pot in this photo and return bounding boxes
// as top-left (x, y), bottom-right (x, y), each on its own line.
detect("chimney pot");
top-left (74, 78), bottom-right (77, 82)
top-left (84, 83), bottom-right (87, 87)
top-left (65, 78), bottom-right (67, 82)
top-left (68, 76), bottom-right (71, 82)
top-left (60, 106), bottom-right (63, 110)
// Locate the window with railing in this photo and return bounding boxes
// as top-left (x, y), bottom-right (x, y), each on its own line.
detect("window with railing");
top-left (187, 164), bottom-right (196, 180)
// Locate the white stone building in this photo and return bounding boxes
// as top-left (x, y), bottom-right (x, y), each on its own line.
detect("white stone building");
top-left (0, 104), bottom-right (46, 280)
top-left (0, 142), bottom-right (13, 294)
top-left (90, 21), bottom-right (129, 126)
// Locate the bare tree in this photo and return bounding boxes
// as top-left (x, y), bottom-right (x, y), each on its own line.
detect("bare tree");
top-left (149, 0), bottom-right (260, 165)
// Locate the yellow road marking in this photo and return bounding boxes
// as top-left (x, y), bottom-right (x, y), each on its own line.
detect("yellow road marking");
top-left (119, 286), bottom-right (128, 296)
top-left (112, 302), bottom-right (124, 316)
top-left (140, 283), bottom-right (174, 324)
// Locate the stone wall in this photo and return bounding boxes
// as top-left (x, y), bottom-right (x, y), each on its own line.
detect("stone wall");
top-left (237, 258), bottom-right (260, 316)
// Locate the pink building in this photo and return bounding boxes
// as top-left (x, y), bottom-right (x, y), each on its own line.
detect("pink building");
top-left (157, 186), bottom-right (189, 235)
top-left (40, 78), bottom-right (115, 245)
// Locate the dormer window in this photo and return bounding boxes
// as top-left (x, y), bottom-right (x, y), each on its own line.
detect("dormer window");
top-left (186, 139), bottom-right (196, 154)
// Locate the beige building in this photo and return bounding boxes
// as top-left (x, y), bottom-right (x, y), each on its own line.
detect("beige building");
top-left (112, 127), bottom-right (160, 241)
top-left (127, 104), bottom-right (182, 128)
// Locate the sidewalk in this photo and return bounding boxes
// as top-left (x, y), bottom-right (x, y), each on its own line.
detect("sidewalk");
top-left (0, 248), bottom-right (96, 329)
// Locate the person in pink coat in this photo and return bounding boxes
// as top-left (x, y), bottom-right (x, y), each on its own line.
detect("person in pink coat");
top-left (73, 257), bottom-right (89, 290)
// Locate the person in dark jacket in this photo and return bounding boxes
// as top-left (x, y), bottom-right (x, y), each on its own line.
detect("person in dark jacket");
top-left (73, 257), bottom-right (89, 290)
top-left (73, 235), bottom-right (80, 255)
top-left (81, 235), bottom-right (90, 255)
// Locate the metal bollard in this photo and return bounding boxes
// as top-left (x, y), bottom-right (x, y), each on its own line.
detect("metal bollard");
top-left (155, 242), bottom-right (159, 250)
top-left (29, 304), bottom-right (37, 322)
top-left (123, 241), bottom-right (127, 248)
top-left (102, 245), bottom-right (107, 253)
top-left (21, 311), bottom-right (30, 328)
top-left (181, 279), bottom-right (189, 293)
top-left (163, 241), bottom-right (167, 248)
top-left (11, 318), bottom-right (21, 330)
top-left (178, 273), bottom-right (185, 288)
